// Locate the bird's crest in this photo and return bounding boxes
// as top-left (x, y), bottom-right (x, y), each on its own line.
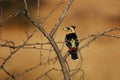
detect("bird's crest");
top-left (63, 25), bottom-right (76, 34)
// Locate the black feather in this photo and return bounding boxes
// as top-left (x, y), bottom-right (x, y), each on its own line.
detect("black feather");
top-left (65, 33), bottom-right (79, 48)
top-left (65, 33), bottom-right (79, 60)
top-left (68, 50), bottom-right (78, 60)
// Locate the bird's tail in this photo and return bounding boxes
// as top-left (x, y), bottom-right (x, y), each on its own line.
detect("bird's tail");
top-left (71, 52), bottom-right (78, 60)
top-left (68, 48), bottom-right (78, 60)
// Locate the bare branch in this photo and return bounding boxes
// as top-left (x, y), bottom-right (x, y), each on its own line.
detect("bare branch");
top-left (50, 0), bottom-right (74, 37)
top-left (0, 41), bottom-right (64, 50)
top-left (1, 0), bottom-right (120, 80)
top-left (3, 10), bottom-right (20, 23)
top-left (0, 7), bottom-right (2, 37)
top-left (79, 27), bottom-right (120, 51)
top-left (37, 0), bottom-right (43, 24)
top-left (24, 0), bottom-right (29, 15)
top-left (1, 29), bottom-right (37, 79)
top-left (41, 1), bottom-right (64, 24)
top-left (22, 1), bottom-right (71, 79)
top-left (36, 69), bottom-right (53, 80)
top-left (36, 68), bottom-right (61, 80)
top-left (0, 7), bottom-right (2, 23)
top-left (46, 74), bottom-right (53, 80)
top-left (10, 56), bottom-right (58, 79)
top-left (102, 34), bottom-right (120, 39)
top-left (37, 0), bottom-right (40, 18)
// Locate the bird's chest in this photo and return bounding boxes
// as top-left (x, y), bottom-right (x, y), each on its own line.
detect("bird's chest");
top-left (70, 39), bottom-right (75, 47)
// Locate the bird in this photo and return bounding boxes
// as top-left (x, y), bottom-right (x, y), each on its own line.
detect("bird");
top-left (63, 25), bottom-right (79, 60)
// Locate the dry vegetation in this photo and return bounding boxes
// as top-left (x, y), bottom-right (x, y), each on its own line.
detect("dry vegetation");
top-left (0, 0), bottom-right (120, 80)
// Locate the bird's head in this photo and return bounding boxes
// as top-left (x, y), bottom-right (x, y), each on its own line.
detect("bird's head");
top-left (63, 25), bottom-right (76, 34)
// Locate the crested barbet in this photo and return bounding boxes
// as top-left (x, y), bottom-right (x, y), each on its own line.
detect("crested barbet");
top-left (63, 26), bottom-right (79, 60)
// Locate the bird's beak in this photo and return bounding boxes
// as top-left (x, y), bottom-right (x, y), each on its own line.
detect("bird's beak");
top-left (63, 27), bottom-right (68, 31)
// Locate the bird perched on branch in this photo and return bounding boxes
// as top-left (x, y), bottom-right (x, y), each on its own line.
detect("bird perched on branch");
top-left (63, 26), bottom-right (79, 60)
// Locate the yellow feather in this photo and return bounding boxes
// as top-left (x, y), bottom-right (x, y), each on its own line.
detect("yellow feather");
top-left (70, 39), bottom-right (75, 47)
top-left (63, 26), bottom-right (76, 34)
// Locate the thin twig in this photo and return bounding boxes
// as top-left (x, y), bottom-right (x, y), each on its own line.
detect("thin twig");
top-left (36, 68), bottom-right (61, 80)
top-left (103, 34), bottom-right (120, 39)
top-left (50, 0), bottom-right (74, 37)
top-left (1, 29), bottom-right (37, 79)
top-left (24, 0), bottom-right (29, 15)
top-left (78, 27), bottom-right (120, 51)
top-left (41, 1), bottom-right (64, 24)
top-left (3, 10), bottom-right (20, 23)
top-left (37, 0), bottom-right (40, 18)
top-left (0, 7), bottom-right (2, 26)
top-left (22, 5), bottom-right (71, 79)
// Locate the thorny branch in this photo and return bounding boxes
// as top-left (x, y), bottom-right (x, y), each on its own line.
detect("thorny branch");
top-left (1, 29), bottom-right (37, 80)
top-left (22, 0), bottom-right (73, 80)
top-left (0, 0), bottom-right (120, 80)
top-left (78, 27), bottom-right (120, 51)
top-left (0, 27), bottom-right (119, 79)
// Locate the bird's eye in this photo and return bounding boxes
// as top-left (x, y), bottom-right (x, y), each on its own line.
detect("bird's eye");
top-left (66, 27), bottom-right (70, 30)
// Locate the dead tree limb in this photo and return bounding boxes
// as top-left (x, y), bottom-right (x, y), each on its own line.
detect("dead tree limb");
top-left (79, 27), bottom-right (120, 51)
top-left (22, 0), bottom-right (73, 80)
top-left (50, 0), bottom-right (74, 37)
top-left (1, 29), bottom-right (37, 80)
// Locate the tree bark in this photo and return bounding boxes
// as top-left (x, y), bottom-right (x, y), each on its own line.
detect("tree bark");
top-left (36, 26), bottom-right (71, 80)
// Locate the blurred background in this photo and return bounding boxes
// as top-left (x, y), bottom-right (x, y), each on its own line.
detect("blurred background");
top-left (0, 0), bottom-right (120, 80)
